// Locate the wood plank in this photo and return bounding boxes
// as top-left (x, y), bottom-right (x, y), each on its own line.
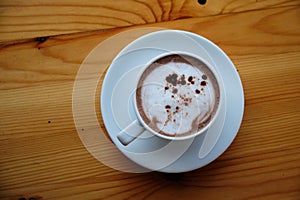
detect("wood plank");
top-left (0, 0), bottom-right (299, 42)
top-left (0, 6), bottom-right (299, 90)
top-left (0, 97), bottom-right (299, 199)
top-left (0, 6), bottom-right (300, 200)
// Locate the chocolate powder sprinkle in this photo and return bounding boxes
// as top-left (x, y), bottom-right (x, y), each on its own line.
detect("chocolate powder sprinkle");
top-left (177, 75), bottom-right (186, 85)
top-left (166, 73), bottom-right (178, 86)
top-left (165, 105), bottom-right (171, 109)
top-left (201, 81), bottom-right (207, 86)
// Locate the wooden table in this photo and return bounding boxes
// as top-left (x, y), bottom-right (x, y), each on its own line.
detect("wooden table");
top-left (1, 1), bottom-right (299, 199)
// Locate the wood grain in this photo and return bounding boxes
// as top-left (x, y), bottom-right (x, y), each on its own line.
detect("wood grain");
top-left (0, 0), bottom-right (299, 42)
top-left (0, 4), bottom-right (300, 200)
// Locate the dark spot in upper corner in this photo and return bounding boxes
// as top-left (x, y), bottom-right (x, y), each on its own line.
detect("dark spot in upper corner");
top-left (35, 36), bottom-right (50, 44)
top-left (19, 198), bottom-right (27, 200)
top-left (165, 105), bottom-right (171, 109)
top-left (48, 120), bottom-right (51, 124)
top-left (198, 0), bottom-right (207, 5)
top-left (188, 76), bottom-right (193, 82)
top-left (172, 88), bottom-right (178, 94)
top-left (195, 89), bottom-right (201, 94)
top-left (165, 86), bottom-right (169, 90)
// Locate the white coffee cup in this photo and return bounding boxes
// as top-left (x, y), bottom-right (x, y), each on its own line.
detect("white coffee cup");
top-left (117, 51), bottom-right (224, 145)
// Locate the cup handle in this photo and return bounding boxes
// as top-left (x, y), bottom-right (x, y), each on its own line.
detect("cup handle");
top-left (117, 120), bottom-right (145, 146)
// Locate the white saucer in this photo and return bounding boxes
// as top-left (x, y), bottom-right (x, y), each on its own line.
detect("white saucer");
top-left (101, 30), bottom-right (244, 173)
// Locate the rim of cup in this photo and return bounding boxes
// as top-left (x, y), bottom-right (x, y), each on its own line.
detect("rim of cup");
top-left (133, 51), bottom-right (224, 141)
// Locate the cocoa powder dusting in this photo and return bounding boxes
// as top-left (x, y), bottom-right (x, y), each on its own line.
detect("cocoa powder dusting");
top-left (166, 73), bottom-right (178, 86)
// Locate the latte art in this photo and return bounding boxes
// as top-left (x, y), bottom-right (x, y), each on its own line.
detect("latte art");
top-left (136, 54), bottom-right (220, 137)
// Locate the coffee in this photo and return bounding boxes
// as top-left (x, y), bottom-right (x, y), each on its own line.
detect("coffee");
top-left (136, 54), bottom-right (220, 137)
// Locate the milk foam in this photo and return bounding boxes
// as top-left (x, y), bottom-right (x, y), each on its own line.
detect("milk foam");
top-left (137, 55), bottom-right (219, 137)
